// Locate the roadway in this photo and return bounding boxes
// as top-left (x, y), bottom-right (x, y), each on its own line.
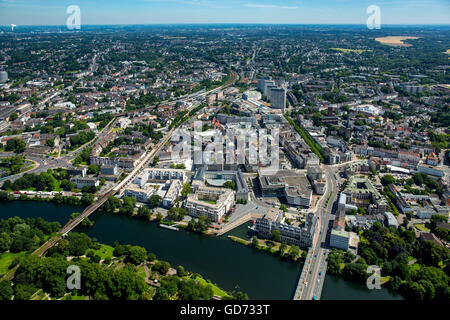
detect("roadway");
top-left (294, 162), bottom-right (349, 300)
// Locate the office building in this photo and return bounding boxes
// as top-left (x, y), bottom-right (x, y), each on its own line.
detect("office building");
top-left (269, 87), bottom-right (286, 111)
top-left (0, 71), bottom-right (8, 83)
top-left (258, 170), bottom-right (312, 207)
top-left (255, 208), bottom-right (317, 248)
top-left (185, 186), bottom-right (235, 222)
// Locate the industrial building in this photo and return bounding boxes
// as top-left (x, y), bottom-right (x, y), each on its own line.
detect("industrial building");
top-left (192, 165), bottom-right (249, 201)
top-left (258, 170), bottom-right (312, 207)
top-left (254, 208), bottom-right (317, 248)
top-left (185, 186), bottom-right (235, 222)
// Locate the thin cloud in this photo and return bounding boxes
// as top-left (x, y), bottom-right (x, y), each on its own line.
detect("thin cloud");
top-left (245, 3), bottom-right (298, 9)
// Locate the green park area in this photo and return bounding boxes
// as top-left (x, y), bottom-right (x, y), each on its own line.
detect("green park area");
top-left (88, 244), bottom-right (114, 260)
top-left (0, 252), bottom-right (26, 276)
top-left (183, 275), bottom-right (231, 299)
top-left (414, 223), bottom-right (431, 232)
top-left (331, 48), bottom-right (367, 54)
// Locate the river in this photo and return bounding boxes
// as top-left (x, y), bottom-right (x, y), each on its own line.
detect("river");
top-left (0, 201), bottom-right (404, 300)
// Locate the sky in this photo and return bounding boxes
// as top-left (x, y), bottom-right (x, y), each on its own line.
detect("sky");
top-left (0, 0), bottom-right (449, 26)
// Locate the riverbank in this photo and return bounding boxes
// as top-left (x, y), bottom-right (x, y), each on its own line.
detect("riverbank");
top-left (228, 235), bottom-right (305, 262)
top-left (0, 216), bottom-right (237, 300)
top-left (0, 201), bottom-right (413, 300)
top-left (0, 200), bottom-right (303, 299)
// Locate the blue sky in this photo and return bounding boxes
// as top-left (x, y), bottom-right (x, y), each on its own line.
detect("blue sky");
top-left (0, 0), bottom-right (449, 26)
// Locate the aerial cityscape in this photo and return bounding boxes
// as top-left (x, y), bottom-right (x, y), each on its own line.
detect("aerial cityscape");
top-left (0, 0), bottom-right (449, 308)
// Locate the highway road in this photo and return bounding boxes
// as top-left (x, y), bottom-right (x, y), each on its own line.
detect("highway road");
top-left (297, 159), bottom-right (367, 300)
top-left (293, 164), bottom-right (337, 300)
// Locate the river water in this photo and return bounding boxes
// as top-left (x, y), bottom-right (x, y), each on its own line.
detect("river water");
top-left (0, 201), bottom-right (404, 300)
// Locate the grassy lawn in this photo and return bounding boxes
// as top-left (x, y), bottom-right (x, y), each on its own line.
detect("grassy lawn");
top-left (381, 276), bottom-right (390, 285)
top-left (90, 244), bottom-right (114, 260)
top-left (0, 252), bottom-right (26, 276)
top-left (185, 275), bottom-right (231, 299)
top-left (62, 294), bottom-right (86, 300)
top-left (228, 235), bottom-right (249, 245)
top-left (414, 224), bottom-right (430, 232)
top-left (331, 48), bottom-right (367, 54)
top-left (228, 236), bottom-right (301, 260)
top-left (53, 178), bottom-right (62, 192)
top-left (137, 265), bottom-right (147, 279)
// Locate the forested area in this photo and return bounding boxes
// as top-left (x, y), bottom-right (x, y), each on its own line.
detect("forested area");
top-left (0, 221), bottom-right (247, 300)
top-left (328, 222), bottom-right (449, 301)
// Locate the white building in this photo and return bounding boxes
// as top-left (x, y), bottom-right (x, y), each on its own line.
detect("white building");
top-left (330, 230), bottom-right (359, 252)
top-left (117, 117), bottom-right (132, 129)
top-left (71, 176), bottom-right (99, 189)
top-left (134, 168), bottom-right (186, 188)
top-left (185, 186), bottom-right (235, 222)
top-left (384, 211), bottom-right (398, 228)
top-left (0, 71), bottom-right (9, 83)
top-left (162, 180), bottom-right (182, 207)
top-left (356, 104), bottom-right (382, 116)
top-left (124, 185), bottom-right (155, 203)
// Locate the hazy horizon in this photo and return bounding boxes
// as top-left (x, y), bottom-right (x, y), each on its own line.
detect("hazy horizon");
top-left (0, 0), bottom-right (449, 26)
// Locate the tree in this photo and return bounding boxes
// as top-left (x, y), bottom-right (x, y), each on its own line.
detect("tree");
top-left (181, 183), bottom-right (192, 197)
top-left (167, 207), bottom-right (187, 222)
top-left (233, 291), bottom-right (249, 300)
top-left (176, 265), bottom-right (185, 277)
top-left (14, 284), bottom-right (37, 300)
top-left (148, 194), bottom-right (162, 209)
top-left (128, 246), bottom-right (147, 265)
top-left (81, 193), bottom-right (94, 206)
top-left (154, 288), bottom-right (169, 300)
top-left (381, 175), bottom-right (395, 186)
top-left (251, 236), bottom-right (258, 248)
top-left (223, 181), bottom-right (236, 190)
top-left (88, 164), bottom-right (100, 176)
top-left (187, 219), bottom-right (196, 231)
top-left (138, 206), bottom-right (151, 221)
top-left (278, 242), bottom-right (287, 256)
top-left (67, 233), bottom-right (93, 256)
top-left (271, 230), bottom-right (281, 242)
top-left (46, 138), bottom-right (55, 148)
top-left (104, 196), bottom-right (122, 213)
top-left (1, 180), bottom-right (12, 190)
top-left (195, 215), bottom-right (211, 232)
top-left (280, 204), bottom-right (288, 213)
top-left (154, 261), bottom-right (170, 275)
top-left (9, 112), bottom-right (18, 121)
top-left (0, 280), bottom-right (13, 300)
top-left (60, 179), bottom-right (74, 191)
top-left (5, 138), bottom-right (26, 153)
top-left (288, 245), bottom-right (300, 260)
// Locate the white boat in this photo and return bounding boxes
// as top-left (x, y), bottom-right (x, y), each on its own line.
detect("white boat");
top-left (159, 223), bottom-right (179, 231)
